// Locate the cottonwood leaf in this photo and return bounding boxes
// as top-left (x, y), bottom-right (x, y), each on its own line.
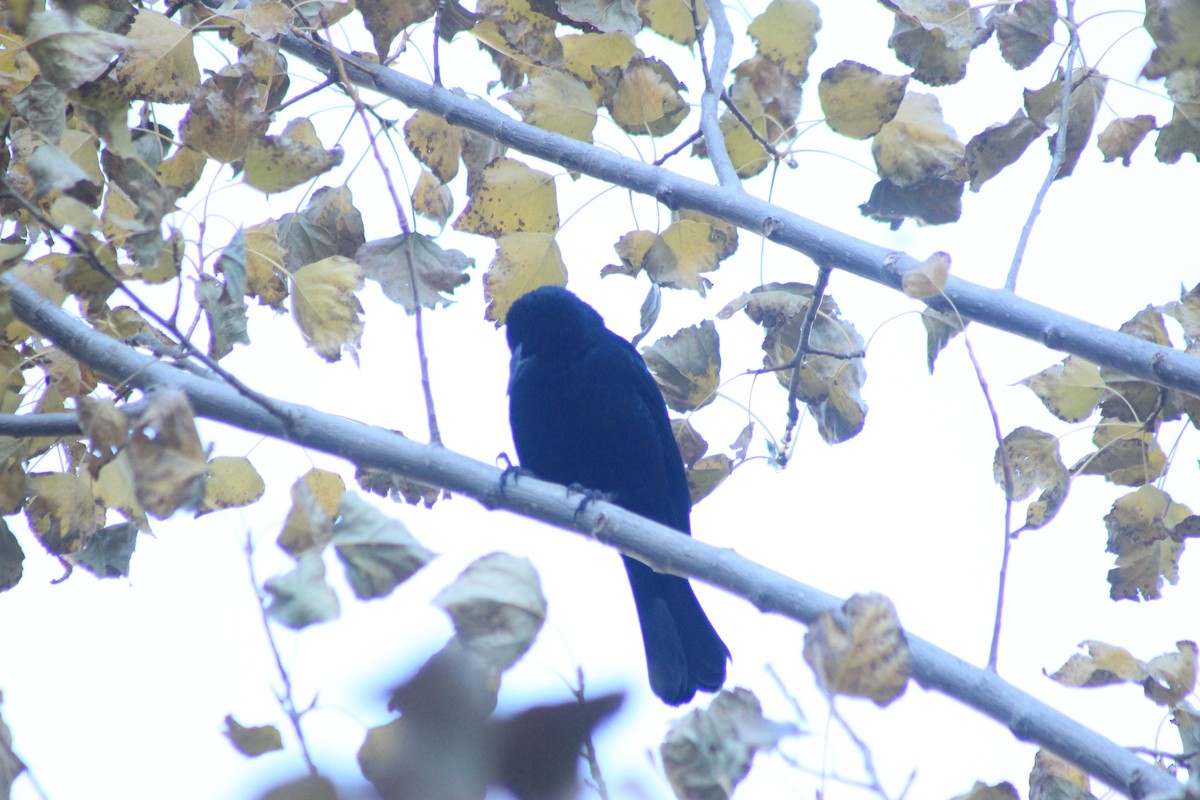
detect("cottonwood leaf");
top-left (803, 593), bottom-right (910, 705)
top-left (860, 175), bottom-right (964, 228)
top-left (1156, 108), bottom-right (1200, 163)
top-left (264, 550), bottom-right (340, 629)
top-left (1073, 422), bottom-right (1167, 487)
top-left (671, 418), bottom-right (709, 468)
top-left (819, 60), bottom-right (908, 139)
top-left (278, 469), bottom-right (345, 556)
top-left (77, 397), bottom-right (127, 475)
top-left (357, 233), bottom-right (473, 313)
top-left (224, 0), bottom-right (296, 39)
top-left (557, 0), bottom-right (639, 35)
top-left (901, 251), bottom-right (950, 298)
top-left (198, 457), bottom-right (265, 516)
top-left (636, 0), bottom-right (704, 44)
top-left (643, 320), bottom-right (720, 412)
top-left (180, 67), bottom-right (270, 164)
top-left (1142, 0), bottom-right (1200, 80)
top-left (483, 233), bottom-right (567, 325)
top-left (412, 170), bottom-right (454, 228)
top-left (25, 471), bottom-right (104, 556)
top-left (662, 689), bottom-right (798, 800)
top-left (223, 715), bottom-right (284, 758)
top-left (1029, 750), bottom-right (1095, 800)
top-left (873, 93), bottom-right (965, 188)
top-left (560, 32), bottom-right (639, 101)
top-left (966, 111), bottom-right (1047, 191)
top-left (686, 454), bottom-right (732, 505)
top-left (69, 521), bottom-right (137, 578)
top-left (279, 185), bottom-right (366, 272)
top-left (197, 249), bottom-right (250, 361)
top-left (0, 520), bottom-right (23, 592)
top-left (112, 8), bottom-right (199, 102)
top-left (291, 256), bottom-right (364, 362)
top-left (434, 553), bottom-right (547, 672)
top-left (332, 493), bottom-right (436, 600)
top-left (241, 219), bottom-right (287, 309)
top-left (94, 453), bottom-right (148, 529)
top-left (453, 157), bottom-right (559, 238)
top-left (1048, 70), bottom-right (1108, 179)
top-left (358, 0), bottom-right (437, 58)
top-left (747, 0), bottom-right (820, 80)
top-left (127, 391), bottom-right (208, 520)
top-left (245, 119), bottom-right (344, 194)
top-left (994, 0), bottom-right (1056, 70)
top-left (404, 111), bottom-right (462, 184)
top-left (595, 56), bottom-right (689, 136)
top-left (881, 0), bottom-right (984, 86)
top-left (26, 11), bottom-right (132, 91)
top-left (1104, 485), bottom-right (1191, 601)
top-left (1019, 356), bottom-right (1105, 423)
top-left (1098, 115), bottom-right (1157, 166)
top-left (503, 69), bottom-right (597, 143)
top-left (951, 782), bottom-right (1020, 800)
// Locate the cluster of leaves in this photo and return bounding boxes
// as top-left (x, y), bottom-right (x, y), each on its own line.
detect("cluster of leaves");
top-left (994, 290), bottom-right (1200, 603)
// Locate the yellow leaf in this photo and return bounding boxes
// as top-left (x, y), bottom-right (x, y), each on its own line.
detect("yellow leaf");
top-left (25, 11), bottom-right (132, 91)
top-left (291, 256), bottom-right (364, 362)
top-left (245, 118), bottom-right (344, 194)
top-left (901, 251), bottom-right (950, 299)
top-left (278, 468), bottom-right (345, 556)
top-left (1019, 356), bottom-right (1104, 423)
top-left (199, 456), bottom-right (266, 516)
top-left (872, 93), bottom-right (965, 188)
top-left (483, 232), bottom-right (567, 325)
top-left (503, 69), bottom-right (597, 143)
top-left (180, 68), bottom-right (271, 164)
top-left (25, 471), bottom-right (105, 555)
top-left (412, 170), bottom-right (454, 228)
top-left (453, 157), bottom-right (559, 238)
top-left (818, 60), bottom-right (908, 140)
top-left (643, 320), bottom-right (721, 412)
top-left (223, 715), bottom-right (283, 758)
top-left (746, 0), bottom-right (820, 80)
top-left (636, 0), bottom-right (706, 44)
top-left (803, 593), bottom-right (910, 705)
top-left (243, 220), bottom-right (288, 309)
top-left (404, 111), bottom-right (462, 185)
top-left (560, 32), bottom-right (640, 102)
top-left (654, 219), bottom-right (724, 292)
top-left (113, 9), bottom-right (200, 102)
top-left (597, 55), bottom-right (689, 136)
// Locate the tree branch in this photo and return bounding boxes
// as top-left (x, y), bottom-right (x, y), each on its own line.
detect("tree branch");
top-left (276, 34), bottom-right (1200, 401)
top-left (0, 273), bottom-right (1179, 800)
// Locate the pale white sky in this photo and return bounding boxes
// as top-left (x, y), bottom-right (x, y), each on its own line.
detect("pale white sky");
top-left (3, 2), bottom-right (1198, 799)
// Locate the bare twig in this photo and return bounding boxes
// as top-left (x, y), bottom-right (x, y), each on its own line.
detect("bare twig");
top-left (1, 274), bottom-right (1181, 800)
top-left (828, 701), bottom-right (902, 800)
top-left (320, 32), bottom-right (443, 445)
top-left (244, 532), bottom-right (320, 776)
top-left (1005, 0), bottom-right (1080, 292)
top-left (571, 667), bottom-right (609, 800)
top-left (720, 89), bottom-right (782, 162)
top-left (961, 332), bottom-right (1016, 672)
top-left (653, 130), bottom-right (703, 166)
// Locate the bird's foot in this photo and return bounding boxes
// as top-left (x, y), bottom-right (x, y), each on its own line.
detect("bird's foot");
top-left (566, 484), bottom-right (612, 521)
top-left (497, 453), bottom-right (532, 496)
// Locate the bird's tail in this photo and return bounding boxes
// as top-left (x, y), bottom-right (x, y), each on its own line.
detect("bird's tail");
top-left (622, 556), bottom-right (730, 705)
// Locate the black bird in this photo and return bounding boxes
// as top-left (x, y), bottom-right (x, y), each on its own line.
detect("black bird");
top-left (505, 286), bottom-right (729, 705)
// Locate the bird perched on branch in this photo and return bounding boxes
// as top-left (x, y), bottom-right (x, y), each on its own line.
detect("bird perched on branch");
top-left (504, 285), bottom-right (729, 705)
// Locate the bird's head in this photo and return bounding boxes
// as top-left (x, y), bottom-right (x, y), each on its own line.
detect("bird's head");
top-left (504, 285), bottom-right (606, 362)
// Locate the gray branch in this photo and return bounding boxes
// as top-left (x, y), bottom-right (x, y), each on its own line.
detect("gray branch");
top-left (279, 34), bottom-right (1200, 399)
top-left (0, 274), bottom-right (1179, 800)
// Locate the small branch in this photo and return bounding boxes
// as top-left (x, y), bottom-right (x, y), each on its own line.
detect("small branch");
top-left (320, 32), bottom-right (442, 445)
top-left (829, 701), bottom-right (901, 800)
top-left (244, 532), bottom-right (320, 776)
top-left (1005, 0), bottom-right (1079, 292)
top-left (653, 130), bottom-right (703, 167)
top-left (720, 89), bottom-right (782, 162)
top-left (571, 667), bottom-right (609, 800)
top-left (693, 0), bottom-right (741, 188)
top-left (1, 273), bottom-right (1181, 800)
top-left (961, 332), bottom-right (1016, 672)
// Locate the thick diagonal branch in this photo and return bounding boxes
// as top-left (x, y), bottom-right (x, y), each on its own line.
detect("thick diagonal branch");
top-left (0, 274), bottom-right (1179, 800)
top-left (279, 34), bottom-right (1200, 400)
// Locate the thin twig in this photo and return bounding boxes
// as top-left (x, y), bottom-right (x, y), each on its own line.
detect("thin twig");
top-left (319, 30), bottom-right (443, 445)
top-left (571, 667), bottom-right (609, 800)
top-left (692, 0), bottom-right (741, 188)
top-left (0, 176), bottom-right (296, 433)
top-left (1005, 0), bottom-right (1079, 292)
top-left (244, 532), bottom-right (320, 776)
top-left (653, 130), bottom-right (703, 166)
top-left (961, 332), bottom-right (1015, 672)
top-left (829, 701), bottom-right (896, 800)
top-left (721, 89), bottom-right (782, 161)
